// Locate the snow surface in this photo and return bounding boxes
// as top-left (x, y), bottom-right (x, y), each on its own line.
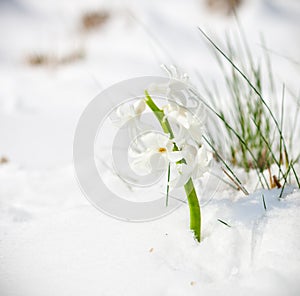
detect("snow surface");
top-left (0, 0), bottom-right (300, 295)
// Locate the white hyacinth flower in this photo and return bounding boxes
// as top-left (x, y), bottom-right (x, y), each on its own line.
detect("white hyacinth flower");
top-left (113, 99), bottom-right (146, 127)
top-left (170, 144), bottom-right (210, 188)
top-left (128, 132), bottom-right (182, 176)
top-left (162, 64), bottom-right (190, 85)
top-left (147, 65), bottom-right (194, 105)
top-left (163, 102), bottom-right (205, 145)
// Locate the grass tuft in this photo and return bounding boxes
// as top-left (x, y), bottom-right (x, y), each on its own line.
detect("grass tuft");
top-left (196, 27), bottom-right (300, 190)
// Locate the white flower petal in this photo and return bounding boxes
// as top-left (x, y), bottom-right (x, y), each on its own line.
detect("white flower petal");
top-left (114, 100), bottom-right (146, 128)
top-left (154, 133), bottom-right (170, 148)
top-left (167, 151), bottom-right (183, 163)
top-left (192, 146), bottom-right (210, 179)
top-left (182, 144), bottom-right (198, 165)
top-left (133, 99), bottom-right (146, 114)
top-left (189, 124), bottom-right (203, 143)
top-left (150, 153), bottom-right (168, 172)
top-left (138, 133), bottom-right (159, 149)
top-left (170, 163), bottom-right (193, 188)
top-left (130, 153), bottom-right (152, 176)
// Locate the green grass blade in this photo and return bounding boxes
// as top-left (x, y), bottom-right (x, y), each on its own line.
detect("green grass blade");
top-left (217, 219), bottom-right (231, 228)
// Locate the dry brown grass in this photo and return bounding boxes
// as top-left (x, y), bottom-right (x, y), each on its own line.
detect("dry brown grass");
top-left (206, 0), bottom-right (243, 15)
top-left (26, 49), bottom-right (85, 67)
top-left (81, 10), bottom-right (110, 31)
top-left (0, 156), bottom-right (8, 164)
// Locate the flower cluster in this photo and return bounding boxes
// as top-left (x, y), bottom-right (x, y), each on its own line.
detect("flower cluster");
top-left (112, 70), bottom-right (209, 242)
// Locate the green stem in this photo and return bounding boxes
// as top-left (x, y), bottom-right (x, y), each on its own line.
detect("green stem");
top-left (144, 91), bottom-right (174, 138)
top-left (144, 90), bottom-right (201, 242)
top-left (184, 178), bottom-right (201, 241)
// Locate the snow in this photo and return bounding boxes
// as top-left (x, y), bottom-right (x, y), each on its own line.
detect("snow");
top-left (1, 0), bottom-right (300, 295)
